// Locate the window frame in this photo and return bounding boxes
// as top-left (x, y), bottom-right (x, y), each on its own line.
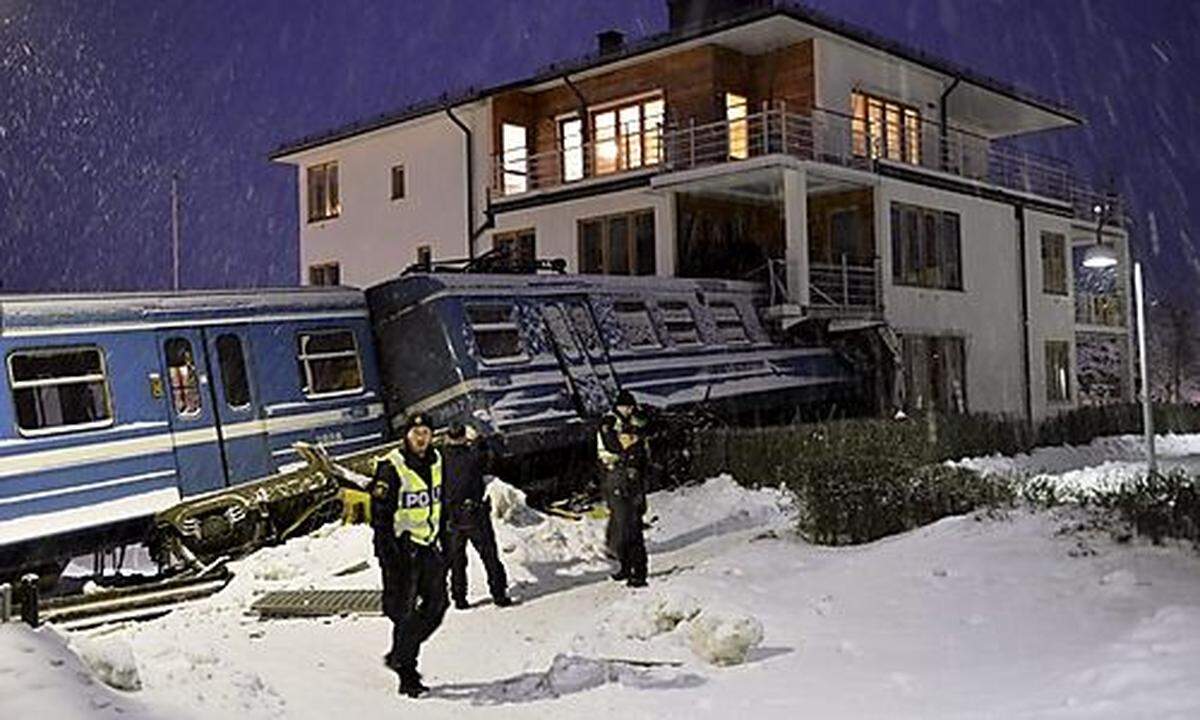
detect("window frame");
top-left (501, 123), bottom-right (528, 195)
top-left (707, 300), bottom-right (751, 345)
top-left (890, 202), bottom-right (963, 292)
top-left (900, 333), bottom-right (968, 414)
top-left (657, 299), bottom-right (703, 347)
top-left (1045, 340), bottom-right (1072, 403)
top-left (296, 328), bottom-right (365, 400)
top-left (612, 300), bottom-right (662, 351)
top-left (464, 303), bottom-right (529, 365)
top-left (577, 209), bottom-right (656, 276)
top-left (7, 345), bottom-right (115, 437)
top-left (726, 93), bottom-right (749, 160)
top-left (215, 333), bottom-right (253, 411)
top-left (851, 90), bottom-right (921, 165)
top-left (492, 228), bottom-right (537, 270)
top-left (588, 91), bottom-right (665, 176)
top-left (308, 261), bottom-right (341, 287)
top-left (306, 160), bottom-right (341, 223)
top-left (1041, 231), bottom-right (1068, 296)
top-left (390, 163), bottom-right (406, 201)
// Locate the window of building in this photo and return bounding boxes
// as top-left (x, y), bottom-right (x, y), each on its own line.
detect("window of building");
top-left (297, 330), bottom-right (363, 397)
top-left (901, 334), bottom-right (967, 414)
top-left (658, 300), bottom-right (702, 346)
top-left (8, 347), bottom-right (113, 435)
top-left (613, 301), bottom-right (661, 349)
top-left (164, 338), bottom-right (202, 416)
top-left (415, 245), bottom-right (432, 268)
top-left (890, 202), bottom-right (962, 290)
top-left (391, 164), bottom-right (406, 200)
top-left (502, 123), bottom-right (528, 195)
top-left (726, 93), bottom-right (749, 160)
top-left (493, 229), bottom-right (536, 271)
top-left (1041, 231), bottom-right (1067, 295)
top-left (1045, 340), bottom-right (1071, 403)
top-left (215, 334), bottom-right (251, 409)
top-left (578, 209), bottom-right (655, 276)
top-left (308, 262), bottom-right (340, 287)
top-left (591, 94), bottom-right (664, 176)
top-left (851, 91), bottom-right (920, 164)
top-left (559, 117), bottom-right (585, 182)
top-left (708, 301), bottom-right (749, 344)
top-left (465, 304), bottom-right (525, 362)
top-left (306, 161), bottom-right (340, 222)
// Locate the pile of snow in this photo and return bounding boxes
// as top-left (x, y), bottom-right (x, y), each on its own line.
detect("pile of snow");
top-left (644, 475), bottom-right (792, 545)
top-left (598, 589), bottom-right (765, 666)
top-left (469, 654), bottom-right (701, 705)
top-left (951, 433), bottom-right (1200, 497)
top-left (70, 635), bottom-right (142, 691)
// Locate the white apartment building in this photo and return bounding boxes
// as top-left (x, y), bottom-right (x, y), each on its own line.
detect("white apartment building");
top-left (271, 0), bottom-right (1132, 422)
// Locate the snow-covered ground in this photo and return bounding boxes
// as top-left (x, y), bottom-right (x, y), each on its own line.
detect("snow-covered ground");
top-left (4, 466), bottom-right (1200, 719)
top-left (952, 433), bottom-right (1200, 496)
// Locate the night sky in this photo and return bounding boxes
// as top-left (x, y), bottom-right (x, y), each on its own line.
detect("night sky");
top-left (1, 1), bottom-right (1197, 302)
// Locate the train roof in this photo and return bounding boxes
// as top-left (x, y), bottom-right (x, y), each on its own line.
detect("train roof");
top-left (366, 272), bottom-right (767, 308)
top-left (0, 286), bottom-right (367, 337)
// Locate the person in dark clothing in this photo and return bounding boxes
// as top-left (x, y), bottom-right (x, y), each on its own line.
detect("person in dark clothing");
top-left (369, 413), bottom-right (449, 699)
top-left (440, 422), bottom-right (513, 610)
top-left (597, 390), bottom-right (651, 588)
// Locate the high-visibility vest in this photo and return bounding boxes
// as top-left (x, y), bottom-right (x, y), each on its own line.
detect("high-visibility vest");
top-left (375, 448), bottom-right (443, 546)
top-left (596, 410), bottom-right (648, 467)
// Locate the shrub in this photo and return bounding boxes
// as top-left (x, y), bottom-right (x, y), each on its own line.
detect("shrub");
top-left (1089, 471), bottom-right (1200, 548)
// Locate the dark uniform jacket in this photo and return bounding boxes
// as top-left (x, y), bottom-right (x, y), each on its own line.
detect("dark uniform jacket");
top-left (440, 437), bottom-right (501, 529)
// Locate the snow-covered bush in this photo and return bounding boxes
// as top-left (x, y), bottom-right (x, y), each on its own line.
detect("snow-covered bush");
top-left (69, 636), bottom-right (141, 691)
top-left (687, 612), bottom-right (764, 666)
top-left (1091, 470), bottom-right (1200, 549)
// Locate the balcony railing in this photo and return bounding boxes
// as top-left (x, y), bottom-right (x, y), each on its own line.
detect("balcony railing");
top-left (492, 105), bottom-right (1121, 222)
top-left (1075, 291), bottom-right (1126, 328)
top-left (810, 255), bottom-right (883, 314)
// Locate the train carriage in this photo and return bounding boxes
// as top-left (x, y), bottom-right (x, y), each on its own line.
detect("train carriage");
top-left (0, 288), bottom-right (386, 579)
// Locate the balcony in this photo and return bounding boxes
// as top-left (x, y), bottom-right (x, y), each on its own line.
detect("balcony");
top-left (491, 105), bottom-right (1120, 222)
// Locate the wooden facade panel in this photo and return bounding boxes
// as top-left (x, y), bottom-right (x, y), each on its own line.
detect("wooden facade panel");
top-left (807, 188), bottom-right (875, 264)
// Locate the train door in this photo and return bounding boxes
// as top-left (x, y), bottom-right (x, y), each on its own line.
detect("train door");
top-left (205, 329), bottom-right (273, 484)
top-left (158, 330), bottom-right (228, 496)
top-left (541, 298), bottom-right (619, 417)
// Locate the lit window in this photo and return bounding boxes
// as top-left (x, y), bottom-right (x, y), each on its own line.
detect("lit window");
top-left (297, 330), bottom-right (364, 397)
top-left (306, 161), bottom-right (340, 222)
top-left (852, 91), bottom-right (920, 164)
top-left (726, 93), bottom-right (748, 160)
top-left (165, 338), bottom-right (202, 416)
top-left (560, 118), bottom-right (584, 182)
top-left (9, 347), bottom-right (113, 434)
top-left (502, 123), bottom-right (528, 195)
top-left (590, 94), bottom-right (665, 175)
top-left (593, 111), bottom-right (618, 175)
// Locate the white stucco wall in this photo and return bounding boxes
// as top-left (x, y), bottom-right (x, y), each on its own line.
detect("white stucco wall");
top-left (286, 101), bottom-right (490, 289)
top-left (488, 185), bottom-right (676, 275)
top-left (1024, 208), bottom-right (1080, 419)
top-left (875, 179), bottom-right (1027, 418)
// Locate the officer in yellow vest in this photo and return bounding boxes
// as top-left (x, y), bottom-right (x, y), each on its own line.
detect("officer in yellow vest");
top-left (369, 413), bottom-right (448, 698)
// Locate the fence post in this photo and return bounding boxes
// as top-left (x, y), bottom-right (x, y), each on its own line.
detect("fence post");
top-left (780, 101), bottom-right (789, 155)
top-left (841, 253), bottom-right (850, 307)
top-left (761, 101), bottom-right (770, 155)
top-left (0, 583), bottom-right (10, 623)
top-left (18, 574), bottom-right (38, 627)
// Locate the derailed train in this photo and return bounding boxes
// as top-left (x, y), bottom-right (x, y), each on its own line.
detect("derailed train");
top-left (0, 272), bottom-right (859, 581)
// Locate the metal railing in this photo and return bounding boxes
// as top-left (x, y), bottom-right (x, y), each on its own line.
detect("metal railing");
top-left (1075, 291), bottom-right (1126, 327)
top-left (491, 104), bottom-right (1121, 222)
top-left (809, 255), bottom-right (882, 312)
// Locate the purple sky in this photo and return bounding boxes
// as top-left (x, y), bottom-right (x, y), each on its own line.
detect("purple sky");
top-left (1, 1), bottom-right (1197, 301)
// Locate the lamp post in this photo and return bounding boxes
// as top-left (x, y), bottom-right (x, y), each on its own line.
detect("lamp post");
top-left (1134, 261), bottom-right (1158, 475)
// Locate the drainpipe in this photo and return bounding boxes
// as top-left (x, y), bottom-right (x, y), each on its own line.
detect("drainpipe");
top-left (562, 74), bottom-right (589, 144)
top-left (938, 77), bottom-right (961, 172)
top-left (446, 107), bottom-right (493, 260)
top-left (1015, 204), bottom-right (1034, 426)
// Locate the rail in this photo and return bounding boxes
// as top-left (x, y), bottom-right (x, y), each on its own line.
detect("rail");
top-left (492, 105), bottom-right (1122, 223)
top-left (809, 256), bottom-right (882, 312)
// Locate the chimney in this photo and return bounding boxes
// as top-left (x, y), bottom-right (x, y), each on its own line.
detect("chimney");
top-left (597, 29), bottom-right (626, 56)
top-left (667, 0), bottom-right (773, 31)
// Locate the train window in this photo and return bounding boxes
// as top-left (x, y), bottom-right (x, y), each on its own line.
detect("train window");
top-left (216, 334), bottom-right (252, 409)
top-left (466, 304), bottom-right (525, 362)
top-left (164, 338), bottom-right (203, 416)
top-left (8, 347), bottom-right (113, 435)
top-left (658, 300), bottom-right (701, 346)
top-left (709, 301), bottom-right (750, 344)
top-left (613, 301), bottom-right (661, 349)
top-left (297, 330), bottom-right (364, 397)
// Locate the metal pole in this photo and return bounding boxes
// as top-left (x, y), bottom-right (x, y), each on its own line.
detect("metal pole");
top-left (171, 172), bottom-right (181, 291)
top-left (0, 582), bottom-right (10, 623)
top-left (1134, 262), bottom-right (1157, 474)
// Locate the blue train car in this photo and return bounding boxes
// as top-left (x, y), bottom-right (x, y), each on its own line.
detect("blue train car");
top-left (0, 288), bottom-right (386, 578)
top-left (366, 273), bottom-right (857, 464)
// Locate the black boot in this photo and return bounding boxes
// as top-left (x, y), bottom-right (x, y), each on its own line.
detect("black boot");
top-left (626, 576), bottom-right (647, 588)
top-left (398, 667), bottom-right (428, 698)
top-left (493, 594), bottom-right (514, 607)
top-left (611, 567), bottom-right (629, 582)
top-left (453, 597), bottom-right (470, 610)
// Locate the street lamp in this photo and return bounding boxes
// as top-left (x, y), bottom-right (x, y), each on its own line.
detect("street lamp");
top-left (1083, 202), bottom-right (1119, 268)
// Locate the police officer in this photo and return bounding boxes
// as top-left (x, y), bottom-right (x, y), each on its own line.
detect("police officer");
top-left (597, 390), bottom-right (650, 588)
top-left (369, 413), bottom-right (448, 699)
top-left (441, 422), bottom-right (513, 610)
